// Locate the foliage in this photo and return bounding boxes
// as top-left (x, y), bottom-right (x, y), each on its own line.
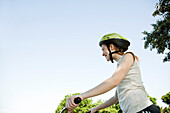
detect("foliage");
top-left (142, 0), bottom-right (170, 62)
top-left (148, 95), bottom-right (157, 105)
top-left (161, 92), bottom-right (170, 105)
top-left (56, 92), bottom-right (170, 113)
top-left (160, 92), bottom-right (170, 113)
top-left (56, 93), bottom-right (122, 113)
top-left (152, 0), bottom-right (170, 17)
top-left (56, 93), bottom-right (94, 113)
top-left (160, 106), bottom-right (170, 113)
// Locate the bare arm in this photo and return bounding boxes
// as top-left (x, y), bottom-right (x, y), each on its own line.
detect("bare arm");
top-left (66, 53), bottom-right (134, 111)
top-left (80, 53), bottom-right (134, 100)
top-left (95, 90), bottom-right (118, 111)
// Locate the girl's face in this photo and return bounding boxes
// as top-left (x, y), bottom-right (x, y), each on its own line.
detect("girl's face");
top-left (101, 44), bottom-right (110, 61)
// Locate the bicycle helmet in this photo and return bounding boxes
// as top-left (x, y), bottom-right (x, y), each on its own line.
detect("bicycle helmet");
top-left (99, 33), bottom-right (130, 63)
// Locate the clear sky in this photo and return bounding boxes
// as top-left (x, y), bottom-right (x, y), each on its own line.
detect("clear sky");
top-left (0, 0), bottom-right (170, 113)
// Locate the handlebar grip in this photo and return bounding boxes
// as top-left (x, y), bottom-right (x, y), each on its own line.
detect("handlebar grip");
top-left (74, 97), bottom-right (82, 104)
top-left (74, 97), bottom-right (98, 113)
top-left (60, 97), bottom-right (81, 113)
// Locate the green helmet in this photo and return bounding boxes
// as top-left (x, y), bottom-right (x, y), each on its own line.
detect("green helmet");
top-left (99, 33), bottom-right (130, 52)
top-left (99, 33), bottom-right (130, 63)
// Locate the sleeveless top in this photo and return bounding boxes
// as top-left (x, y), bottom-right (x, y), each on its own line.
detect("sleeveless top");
top-left (116, 53), bottom-right (152, 113)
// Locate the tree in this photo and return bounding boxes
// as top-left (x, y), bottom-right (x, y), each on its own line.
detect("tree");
top-left (161, 92), bottom-right (170, 113)
top-left (56, 93), bottom-right (170, 113)
top-left (162, 92), bottom-right (170, 105)
top-left (56, 93), bottom-right (122, 113)
top-left (148, 95), bottom-right (158, 105)
top-left (56, 93), bottom-right (94, 113)
top-left (142, 0), bottom-right (170, 62)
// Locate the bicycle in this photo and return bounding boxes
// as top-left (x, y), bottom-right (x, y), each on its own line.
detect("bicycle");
top-left (60, 97), bottom-right (98, 113)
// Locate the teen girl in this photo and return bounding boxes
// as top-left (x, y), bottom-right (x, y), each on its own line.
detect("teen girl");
top-left (65, 33), bottom-right (160, 113)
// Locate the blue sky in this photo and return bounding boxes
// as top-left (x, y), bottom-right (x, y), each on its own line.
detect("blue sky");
top-left (0, 0), bottom-right (170, 113)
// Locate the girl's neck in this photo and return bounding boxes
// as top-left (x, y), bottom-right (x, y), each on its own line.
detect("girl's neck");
top-left (113, 54), bottom-right (123, 62)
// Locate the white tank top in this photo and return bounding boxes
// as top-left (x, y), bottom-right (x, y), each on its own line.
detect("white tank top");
top-left (117, 53), bottom-right (152, 113)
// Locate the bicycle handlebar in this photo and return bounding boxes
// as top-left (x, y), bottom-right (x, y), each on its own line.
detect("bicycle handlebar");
top-left (60, 97), bottom-right (98, 113)
top-left (74, 97), bottom-right (82, 104)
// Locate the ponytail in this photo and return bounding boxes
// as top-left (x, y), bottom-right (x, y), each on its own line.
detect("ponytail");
top-left (135, 56), bottom-right (139, 62)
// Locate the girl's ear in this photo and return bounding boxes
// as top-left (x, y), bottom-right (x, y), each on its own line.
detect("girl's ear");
top-left (109, 44), bottom-right (116, 51)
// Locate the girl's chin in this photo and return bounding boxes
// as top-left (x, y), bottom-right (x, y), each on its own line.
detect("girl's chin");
top-left (105, 56), bottom-right (110, 61)
top-left (106, 58), bottom-right (110, 61)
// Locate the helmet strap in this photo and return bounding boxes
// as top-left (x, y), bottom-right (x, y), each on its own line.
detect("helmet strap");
top-left (106, 44), bottom-right (121, 63)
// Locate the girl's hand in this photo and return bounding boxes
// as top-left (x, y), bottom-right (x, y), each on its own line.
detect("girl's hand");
top-left (89, 107), bottom-right (98, 113)
top-left (65, 95), bottom-right (83, 113)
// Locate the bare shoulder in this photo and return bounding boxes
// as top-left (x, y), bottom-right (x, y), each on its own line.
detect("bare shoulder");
top-left (124, 52), bottom-right (134, 59)
top-left (120, 52), bottom-right (135, 66)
